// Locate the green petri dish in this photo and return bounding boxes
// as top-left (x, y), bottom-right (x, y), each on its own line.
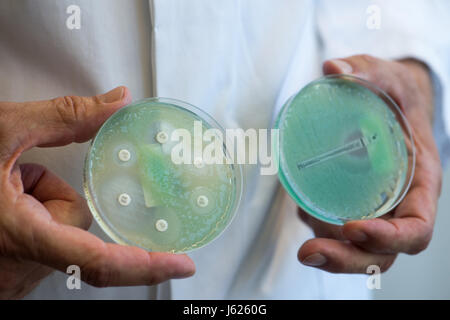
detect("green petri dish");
top-left (274, 74), bottom-right (415, 225)
top-left (84, 98), bottom-right (242, 253)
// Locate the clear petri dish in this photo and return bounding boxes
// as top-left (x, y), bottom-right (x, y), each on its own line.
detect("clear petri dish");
top-left (84, 98), bottom-right (243, 253)
top-left (274, 74), bottom-right (415, 225)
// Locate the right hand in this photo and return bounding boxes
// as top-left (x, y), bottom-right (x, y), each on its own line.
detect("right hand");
top-left (298, 56), bottom-right (441, 274)
top-left (0, 86), bottom-right (195, 299)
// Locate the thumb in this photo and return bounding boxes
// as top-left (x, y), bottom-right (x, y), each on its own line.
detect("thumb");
top-left (2, 86), bottom-right (131, 155)
top-left (322, 55), bottom-right (392, 86)
top-left (322, 59), bottom-right (354, 75)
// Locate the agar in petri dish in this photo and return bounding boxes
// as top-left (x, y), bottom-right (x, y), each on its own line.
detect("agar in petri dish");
top-left (275, 75), bottom-right (415, 225)
top-left (84, 98), bottom-right (242, 253)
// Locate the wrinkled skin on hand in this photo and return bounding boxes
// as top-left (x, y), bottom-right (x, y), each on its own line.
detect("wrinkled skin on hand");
top-left (0, 87), bottom-right (195, 299)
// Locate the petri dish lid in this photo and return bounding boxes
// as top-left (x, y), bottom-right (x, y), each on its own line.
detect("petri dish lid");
top-left (274, 74), bottom-right (415, 225)
top-left (84, 98), bottom-right (243, 253)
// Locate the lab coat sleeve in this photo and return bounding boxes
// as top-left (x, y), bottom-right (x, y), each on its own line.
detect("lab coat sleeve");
top-left (316, 0), bottom-right (450, 166)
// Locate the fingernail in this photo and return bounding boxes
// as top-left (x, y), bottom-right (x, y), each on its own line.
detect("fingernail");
top-left (301, 253), bottom-right (327, 267)
top-left (347, 230), bottom-right (368, 242)
top-left (330, 60), bottom-right (353, 74)
top-left (99, 87), bottom-right (125, 103)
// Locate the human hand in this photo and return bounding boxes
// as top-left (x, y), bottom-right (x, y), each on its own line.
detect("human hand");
top-left (0, 87), bottom-right (195, 299)
top-left (298, 55), bottom-right (442, 273)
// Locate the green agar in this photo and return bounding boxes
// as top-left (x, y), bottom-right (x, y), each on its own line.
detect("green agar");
top-left (84, 99), bottom-right (240, 252)
top-left (276, 77), bottom-right (409, 224)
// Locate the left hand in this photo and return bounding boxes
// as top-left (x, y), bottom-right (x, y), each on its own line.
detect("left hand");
top-left (298, 55), bottom-right (442, 273)
top-left (0, 87), bottom-right (195, 299)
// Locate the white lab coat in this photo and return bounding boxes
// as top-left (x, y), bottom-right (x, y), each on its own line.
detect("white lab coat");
top-left (0, 0), bottom-right (448, 299)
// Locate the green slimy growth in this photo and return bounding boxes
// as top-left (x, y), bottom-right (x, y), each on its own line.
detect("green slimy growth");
top-left (276, 77), bottom-right (409, 224)
top-left (84, 100), bottom-right (239, 252)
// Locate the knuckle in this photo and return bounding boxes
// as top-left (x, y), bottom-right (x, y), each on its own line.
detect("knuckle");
top-left (359, 54), bottom-right (374, 60)
top-left (53, 96), bottom-right (87, 126)
top-left (83, 264), bottom-right (111, 288)
top-left (344, 54), bottom-right (385, 80)
top-left (356, 54), bottom-right (378, 64)
top-left (82, 251), bottom-right (114, 288)
top-left (0, 103), bottom-right (25, 153)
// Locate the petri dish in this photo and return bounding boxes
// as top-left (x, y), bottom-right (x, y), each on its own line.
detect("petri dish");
top-left (274, 74), bottom-right (415, 225)
top-left (84, 98), bottom-right (242, 253)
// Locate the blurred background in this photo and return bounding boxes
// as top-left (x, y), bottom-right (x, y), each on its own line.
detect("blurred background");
top-left (374, 167), bottom-right (450, 299)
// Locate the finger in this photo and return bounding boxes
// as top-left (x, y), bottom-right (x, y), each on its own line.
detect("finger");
top-left (11, 203), bottom-right (196, 287)
top-left (298, 238), bottom-right (396, 274)
top-left (323, 54), bottom-right (394, 87)
top-left (323, 55), bottom-right (440, 255)
top-left (32, 86), bottom-right (131, 147)
top-left (19, 163), bottom-right (92, 229)
top-left (323, 55), bottom-right (440, 168)
top-left (0, 86), bottom-right (132, 165)
top-left (322, 56), bottom-right (429, 148)
top-left (322, 55), bottom-right (425, 120)
top-left (14, 165), bottom-right (196, 285)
